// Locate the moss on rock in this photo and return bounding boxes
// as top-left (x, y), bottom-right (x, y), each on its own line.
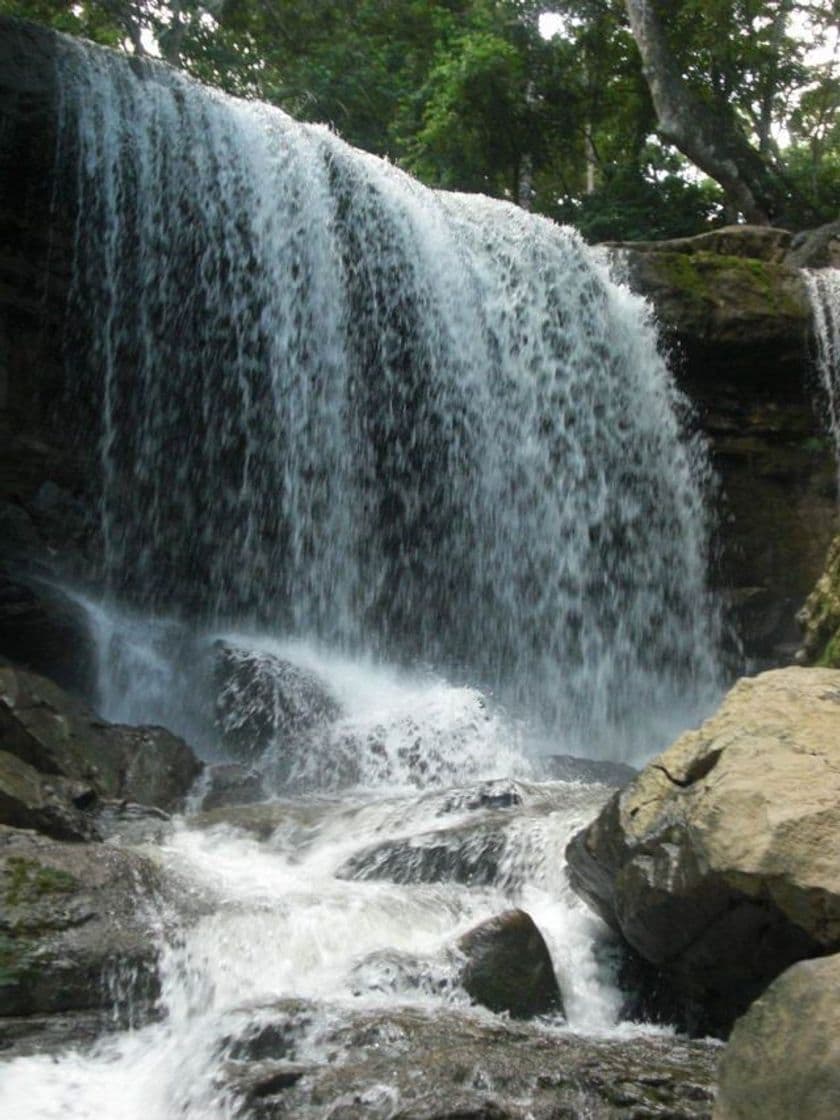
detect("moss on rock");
top-left (797, 534), bottom-right (840, 666)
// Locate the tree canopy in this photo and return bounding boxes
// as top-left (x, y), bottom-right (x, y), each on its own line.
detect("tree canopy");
top-left (4, 0), bottom-right (839, 238)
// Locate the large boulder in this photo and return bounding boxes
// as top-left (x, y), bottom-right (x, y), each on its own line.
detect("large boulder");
top-left (457, 909), bottom-right (564, 1020)
top-left (213, 641), bottom-right (341, 766)
top-left (0, 662), bottom-right (202, 813)
top-left (0, 750), bottom-right (98, 841)
top-left (0, 826), bottom-right (171, 1019)
top-left (566, 667), bottom-right (840, 1034)
top-left (714, 953), bottom-right (840, 1120)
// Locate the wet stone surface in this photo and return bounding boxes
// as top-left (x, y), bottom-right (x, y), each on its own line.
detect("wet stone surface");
top-left (218, 1000), bottom-right (719, 1119)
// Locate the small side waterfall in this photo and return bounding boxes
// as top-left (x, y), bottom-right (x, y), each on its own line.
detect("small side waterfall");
top-left (805, 269), bottom-right (840, 483)
top-left (55, 36), bottom-right (721, 758)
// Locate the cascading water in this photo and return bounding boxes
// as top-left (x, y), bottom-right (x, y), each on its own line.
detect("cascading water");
top-left (57, 34), bottom-right (721, 758)
top-left (0, 30), bottom-right (725, 1119)
top-left (805, 269), bottom-right (840, 483)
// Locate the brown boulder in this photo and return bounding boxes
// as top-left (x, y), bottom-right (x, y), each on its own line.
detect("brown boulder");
top-left (566, 667), bottom-right (840, 1033)
top-left (0, 662), bottom-right (202, 812)
top-left (714, 953), bottom-right (840, 1120)
top-left (458, 909), bottom-right (564, 1019)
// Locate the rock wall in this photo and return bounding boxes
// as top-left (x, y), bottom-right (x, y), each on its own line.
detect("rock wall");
top-left (0, 18), bottom-right (84, 505)
top-left (615, 226), bottom-right (837, 662)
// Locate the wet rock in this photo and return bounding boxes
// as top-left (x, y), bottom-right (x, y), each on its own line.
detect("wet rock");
top-left (213, 642), bottom-right (341, 765)
top-left (200, 763), bottom-right (267, 811)
top-left (434, 779), bottom-right (524, 814)
top-left (714, 953), bottom-right (840, 1120)
top-left (616, 234), bottom-right (809, 359)
top-left (220, 999), bottom-right (717, 1118)
top-left (349, 949), bottom-right (455, 1000)
top-left (187, 801), bottom-right (315, 841)
top-left (610, 224), bottom-right (792, 263)
top-left (0, 662), bottom-right (202, 812)
top-left (566, 667), bottom-right (840, 1034)
top-left (113, 723), bottom-right (203, 812)
top-left (0, 826), bottom-right (171, 1019)
top-left (540, 753), bottom-right (637, 787)
top-left (0, 1008), bottom-right (115, 1059)
top-left (458, 910), bottom-right (563, 1020)
top-left (610, 224), bottom-right (836, 665)
top-left (0, 750), bottom-right (99, 841)
top-left (795, 532), bottom-right (840, 665)
top-left (94, 799), bottom-right (173, 845)
top-left (336, 818), bottom-right (507, 888)
top-left (0, 569), bottom-right (97, 699)
top-left (786, 218), bottom-right (840, 269)
top-left (0, 502), bottom-right (41, 559)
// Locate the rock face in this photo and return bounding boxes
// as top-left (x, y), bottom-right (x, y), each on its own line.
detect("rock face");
top-left (0, 662), bottom-right (202, 813)
top-left (566, 667), bottom-right (840, 1034)
top-left (786, 218), bottom-right (840, 270)
top-left (796, 532), bottom-right (840, 665)
top-left (458, 909), bottom-right (564, 1020)
top-left (714, 953), bottom-right (840, 1120)
top-left (615, 226), bottom-right (837, 662)
top-left (617, 226), bottom-right (809, 360)
top-left (0, 570), bottom-right (97, 700)
top-left (0, 826), bottom-right (167, 1018)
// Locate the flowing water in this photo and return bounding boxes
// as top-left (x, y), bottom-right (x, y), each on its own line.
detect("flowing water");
top-left (57, 33), bottom-right (721, 758)
top-left (805, 269), bottom-right (840, 484)
top-left (0, 31), bottom-right (727, 1118)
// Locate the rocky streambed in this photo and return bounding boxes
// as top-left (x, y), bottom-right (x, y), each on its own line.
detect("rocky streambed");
top-left (0, 631), bottom-right (728, 1120)
top-left (2, 599), bottom-right (840, 1118)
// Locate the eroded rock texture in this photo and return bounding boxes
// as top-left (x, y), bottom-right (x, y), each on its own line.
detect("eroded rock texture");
top-left (566, 667), bottom-right (840, 1034)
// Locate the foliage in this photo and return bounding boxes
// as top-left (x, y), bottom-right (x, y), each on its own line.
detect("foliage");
top-left (3, 0), bottom-right (839, 238)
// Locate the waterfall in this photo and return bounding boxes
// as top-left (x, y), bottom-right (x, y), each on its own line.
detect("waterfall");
top-left (55, 36), bottom-right (721, 759)
top-left (805, 269), bottom-right (840, 484)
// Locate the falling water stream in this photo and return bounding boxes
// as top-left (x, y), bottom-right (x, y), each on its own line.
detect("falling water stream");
top-left (1, 31), bottom-right (726, 1118)
top-left (805, 269), bottom-right (840, 483)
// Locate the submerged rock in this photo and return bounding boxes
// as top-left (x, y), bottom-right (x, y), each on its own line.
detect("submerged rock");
top-left (219, 999), bottom-right (716, 1118)
top-left (213, 642), bottom-right (341, 766)
top-left (336, 817), bottom-right (508, 888)
top-left (0, 662), bottom-right (202, 814)
top-left (199, 762), bottom-right (267, 811)
top-left (458, 909), bottom-right (563, 1020)
top-left (566, 667), bottom-right (840, 1034)
top-left (349, 949), bottom-right (455, 1001)
top-left (714, 953), bottom-right (840, 1120)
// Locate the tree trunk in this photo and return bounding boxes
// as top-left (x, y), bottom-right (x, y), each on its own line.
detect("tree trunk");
top-left (624, 0), bottom-right (789, 224)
